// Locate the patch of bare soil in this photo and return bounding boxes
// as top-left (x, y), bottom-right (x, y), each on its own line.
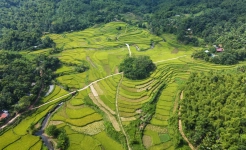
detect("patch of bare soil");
top-left (171, 48), bottom-right (179, 54)
top-left (93, 83), bottom-right (104, 95)
top-left (90, 84), bottom-right (115, 114)
top-left (115, 67), bottom-right (119, 74)
top-left (49, 121), bottom-right (63, 126)
top-left (120, 117), bottom-right (136, 122)
top-left (145, 124), bottom-right (168, 133)
top-left (143, 135), bottom-right (152, 149)
top-left (89, 93), bottom-right (120, 131)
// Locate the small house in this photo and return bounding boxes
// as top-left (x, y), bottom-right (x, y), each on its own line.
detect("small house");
top-left (0, 111), bottom-right (9, 120)
top-left (216, 48), bottom-right (224, 52)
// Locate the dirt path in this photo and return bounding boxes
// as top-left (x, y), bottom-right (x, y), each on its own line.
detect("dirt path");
top-left (32, 72), bottom-right (123, 110)
top-left (173, 91), bottom-right (181, 113)
top-left (0, 114), bottom-right (20, 129)
top-left (90, 85), bottom-right (115, 115)
top-left (115, 73), bottom-right (132, 150)
top-left (125, 44), bottom-right (132, 57)
top-left (179, 91), bottom-right (196, 150)
top-left (29, 83), bottom-right (44, 110)
top-left (89, 93), bottom-right (120, 131)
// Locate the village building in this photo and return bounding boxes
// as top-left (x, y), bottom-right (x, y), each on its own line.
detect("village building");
top-left (0, 110), bottom-right (9, 120)
top-left (216, 48), bottom-right (224, 52)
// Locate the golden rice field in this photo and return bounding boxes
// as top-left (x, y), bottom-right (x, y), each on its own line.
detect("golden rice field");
top-left (0, 22), bottom-right (238, 150)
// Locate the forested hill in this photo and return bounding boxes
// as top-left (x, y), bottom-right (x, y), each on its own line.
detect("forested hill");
top-left (151, 0), bottom-right (246, 50)
top-left (0, 0), bottom-right (245, 51)
top-left (0, 0), bottom-right (159, 51)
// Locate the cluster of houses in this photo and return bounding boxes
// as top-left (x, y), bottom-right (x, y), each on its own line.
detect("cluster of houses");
top-left (204, 44), bottom-right (224, 57)
top-left (213, 44), bottom-right (224, 52)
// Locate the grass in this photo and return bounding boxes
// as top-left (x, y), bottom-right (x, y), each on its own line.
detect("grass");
top-left (0, 130), bottom-right (21, 149)
top-left (159, 134), bottom-right (170, 143)
top-left (4, 134), bottom-right (40, 150)
top-left (70, 121), bottom-right (105, 135)
top-left (94, 131), bottom-right (124, 150)
top-left (66, 107), bottom-right (96, 119)
top-left (144, 130), bottom-right (161, 145)
top-left (52, 113), bottom-right (102, 127)
top-left (29, 140), bottom-right (43, 150)
top-left (80, 135), bottom-right (101, 150)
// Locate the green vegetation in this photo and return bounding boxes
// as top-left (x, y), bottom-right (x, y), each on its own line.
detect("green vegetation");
top-left (0, 52), bottom-right (60, 112)
top-left (0, 0), bottom-right (156, 51)
top-left (46, 125), bottom-right (59, 137)
top-left (180, 71), bottom-right (246, 149)
top-left (192, 48), bottom-right (246, 65)
top-left (119, 56), bottom-right (156, 80)
top-left (1, 7), bottom-right (246, 149)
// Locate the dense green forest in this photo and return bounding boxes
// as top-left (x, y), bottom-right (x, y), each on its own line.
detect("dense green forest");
top-left (0, 0), bottom-right (158, 51)
top-left (0, 0), bottom-right (245, 61)
top-left (151, 0), bottom-right (246, 64)
top-left (0, 52), bottom-right (60, 112)
top-left (180, 69), bottom-right (246, 149)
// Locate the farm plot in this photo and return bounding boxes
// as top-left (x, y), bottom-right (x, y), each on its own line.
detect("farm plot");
top-left (56, 72), bottom-right (87, 89)
top-left (41, 85), bottom-right (68, 103)
top-left (96, 75), bottom-right (121, 111)
top-left (51, 104), bottom-right (102, 127)
top-left (4, 134), bottom-right (40, 150)
top-left (69, 90), bottom-right (88, 106)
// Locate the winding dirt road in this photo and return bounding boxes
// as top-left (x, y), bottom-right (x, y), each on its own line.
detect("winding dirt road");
top-left (126, 44), bottom-right (132, 57)
top-left (179, 91), bottom-right (196, 150)
top-left (115, 73), bottom-right (132, 150)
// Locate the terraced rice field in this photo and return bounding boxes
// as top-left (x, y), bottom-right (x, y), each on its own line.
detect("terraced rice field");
top-left (1, 22), bottom-right (238, 150)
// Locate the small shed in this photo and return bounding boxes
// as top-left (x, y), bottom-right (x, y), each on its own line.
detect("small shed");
top-left (216, 48), bottom-right (224, 52)
top-left (0, 111), bottom-right (9, 120)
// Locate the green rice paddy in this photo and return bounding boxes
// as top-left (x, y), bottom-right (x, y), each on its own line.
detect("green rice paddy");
top-left (0, 21), bottom-right (238, 150)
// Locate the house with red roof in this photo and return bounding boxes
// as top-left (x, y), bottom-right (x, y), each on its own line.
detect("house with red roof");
top-left (216, 48), bottom-right (224, 52)
top-left (0, 111), bottom-right (9, 120)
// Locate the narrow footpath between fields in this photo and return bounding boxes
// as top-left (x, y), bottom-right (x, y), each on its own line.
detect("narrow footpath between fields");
top-left (125, 44), bottom-right (132, 57)
top-left (115, 73), bottom-right (132, 150)
top-left (179, 91), bottom-right (196, 150)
